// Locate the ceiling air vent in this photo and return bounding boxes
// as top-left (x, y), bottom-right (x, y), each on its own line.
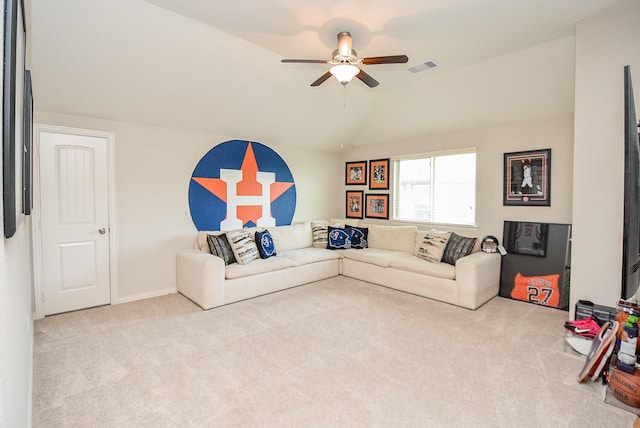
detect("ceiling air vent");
top-left (408, 60), bottom-right (439, 74)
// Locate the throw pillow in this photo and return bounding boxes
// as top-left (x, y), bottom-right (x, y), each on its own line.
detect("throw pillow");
top-left (206, 234), bottom-right (237, 265)
top-left (255, 230), bottom-right (277, 259)
top-left (327, 226), bottom-right (351, 250)
top-left (311, 221), bottom-right (329, 249)
top-left (226, 229), bottom-right (259, 265)
top-left (441, 232), bottom-right (477, 265)
top-left (346, 225), bottom-right (368, 249)
top-left (415, 230), bottom-right (451, 263)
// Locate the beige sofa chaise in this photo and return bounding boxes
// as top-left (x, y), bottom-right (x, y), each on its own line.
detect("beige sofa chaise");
top-left (176, 221), bottom-right (501, 311)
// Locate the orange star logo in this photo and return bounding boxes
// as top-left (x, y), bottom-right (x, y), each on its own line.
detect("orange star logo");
top-left (192, 143), bottom-right (294, 227)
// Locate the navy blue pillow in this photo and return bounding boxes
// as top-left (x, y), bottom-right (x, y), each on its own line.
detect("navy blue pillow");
top-left (327, 226), bottom-right (351, 249)
top-left (346, 225), bottom-right (368, 249)
top-left (255, 230), bottom-right (277, 259)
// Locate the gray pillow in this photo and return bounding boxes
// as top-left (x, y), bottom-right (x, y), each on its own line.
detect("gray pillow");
top-left (207, 234), bottom-right (237, 265)
top-left (442, 233), bottom-right (476, 265)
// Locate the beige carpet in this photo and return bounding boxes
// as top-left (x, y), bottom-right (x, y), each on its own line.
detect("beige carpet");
top-left (33, 276), bottom-right (637, 427)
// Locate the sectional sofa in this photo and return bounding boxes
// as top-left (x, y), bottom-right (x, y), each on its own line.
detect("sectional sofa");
top-left (176, 220), bottom-right (501, 311)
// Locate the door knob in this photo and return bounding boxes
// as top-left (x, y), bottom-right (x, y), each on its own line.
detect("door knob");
top-left (99, 228), bottom-right (107, 234)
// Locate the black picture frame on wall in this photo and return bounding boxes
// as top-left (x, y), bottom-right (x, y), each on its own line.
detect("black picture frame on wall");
top-left (345, 190), bottom-right (364, 219)
top-left (503, 148), bottom-right (551, 207)
top-left (23, 69), bottom-right (33, 215)
top-left (3, 0), bottom-right (27, 238)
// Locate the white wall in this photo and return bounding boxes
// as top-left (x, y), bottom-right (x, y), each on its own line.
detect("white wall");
top-left (0, 0), bottom-right (34, 423)
top-left (34, 112), bottom-right (343, 302)
top-left (571, 4), bottom-right (640, 315)
top-left (0, 222), bottom-right (34, 428)
top-left (343, 113), bottom-right (574, 240)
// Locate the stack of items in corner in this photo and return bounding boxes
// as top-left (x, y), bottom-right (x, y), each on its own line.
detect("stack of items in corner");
top-left (575, 319), bottom-right (619, 383)
top-left (564, 314), bottom-right (607, 357)
top-left (606, 304), bottom-right (640, 408)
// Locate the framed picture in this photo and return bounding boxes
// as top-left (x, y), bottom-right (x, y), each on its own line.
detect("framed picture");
top-left (3, 0), bottom-right (27, 238)
top-left (345, 160), bottom-right (367, 185)
top-left (365, 194), bottom-right (389, 219)
top-left (503, 148), bottom-right (551, 206)
top-left (345, 190), bottom-right (364, 219)
top-left (369, 158), bottom-right (390, 190)
top-left (23, 69), bottom-right (33, 215)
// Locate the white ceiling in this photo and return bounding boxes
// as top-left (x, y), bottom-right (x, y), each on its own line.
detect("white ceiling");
top-left (29, 0), bottom-right (633, 152)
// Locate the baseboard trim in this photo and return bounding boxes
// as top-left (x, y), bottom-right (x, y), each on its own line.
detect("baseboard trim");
top-left (115, 287), bottom-right (177, 304)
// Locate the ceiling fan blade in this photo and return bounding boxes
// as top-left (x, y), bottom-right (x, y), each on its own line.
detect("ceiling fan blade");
top-left (362, 55), bottom-right (409, 65)
top-left (282, 59), bottom-right (329, 64)
top-left (356, 69), bottom-right (379, 88)
top-left (311, 71), bottom-right (332, 87)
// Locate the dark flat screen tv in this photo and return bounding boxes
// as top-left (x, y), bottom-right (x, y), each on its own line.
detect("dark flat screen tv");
top-left (622, 65), bottom-right (640, 301)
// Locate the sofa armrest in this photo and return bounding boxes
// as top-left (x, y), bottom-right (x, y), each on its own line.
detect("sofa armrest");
top-left (454, 251), bottom-right (501, 309)
top-left (176, 249), bottom-right (225, 310)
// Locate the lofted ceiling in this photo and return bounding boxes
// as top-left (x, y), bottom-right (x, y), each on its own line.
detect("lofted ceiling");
top-left (29, 0), bottom-right (633, 152)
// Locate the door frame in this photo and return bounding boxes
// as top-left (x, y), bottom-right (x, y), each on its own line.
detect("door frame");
top-left (32, 124), bottom-right (118, 319)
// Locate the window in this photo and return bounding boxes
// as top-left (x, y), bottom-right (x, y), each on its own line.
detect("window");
top-left (392, 149), bottom-right (476, 226)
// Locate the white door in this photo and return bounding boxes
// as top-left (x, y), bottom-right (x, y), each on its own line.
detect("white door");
top-left (39, 130), bottom-right (111, 315)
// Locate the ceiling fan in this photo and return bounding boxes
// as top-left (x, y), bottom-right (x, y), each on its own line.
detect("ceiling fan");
top-left (281, 31), bottom-right (408, 88)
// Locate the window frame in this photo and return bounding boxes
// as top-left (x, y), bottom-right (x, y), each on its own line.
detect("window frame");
top-left (391, 147), bottom-right (477, 227)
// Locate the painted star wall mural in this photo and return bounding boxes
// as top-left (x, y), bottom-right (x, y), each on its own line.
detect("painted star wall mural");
top-left (188, 140), bottom-right (296, 231)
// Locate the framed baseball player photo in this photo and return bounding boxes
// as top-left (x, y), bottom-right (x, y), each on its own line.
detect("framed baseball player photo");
top-left (503, 148), bottom-right (551, 206)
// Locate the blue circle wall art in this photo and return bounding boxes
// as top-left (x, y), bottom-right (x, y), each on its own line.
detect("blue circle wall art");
top-left (188, 140), bottom-right (297, 231)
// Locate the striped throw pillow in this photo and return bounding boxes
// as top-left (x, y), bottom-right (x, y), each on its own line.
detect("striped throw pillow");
top-left (226, 230), bottom-right (259, 265)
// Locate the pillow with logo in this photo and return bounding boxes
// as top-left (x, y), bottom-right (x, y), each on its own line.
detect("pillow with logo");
top-left (346, 225), bottom-right (368, 249)
top-left (226, 229), bottom-right (259, 265)
top-left (206, 234), bottom-right (237, 265)
top-left (327, 226), bottom-right (351, 250)
top-left (255, 230), bottom-right (277, 259)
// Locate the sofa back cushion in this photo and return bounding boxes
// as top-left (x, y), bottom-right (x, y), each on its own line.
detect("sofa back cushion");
top-left (196, 231), bottom-right (218, 252)
top-left (367, 224), bottom-right (417, 254)
top-left (268, 222), bottom-right (313, 251)
top-left (329, 218), bottom-right (359, 228)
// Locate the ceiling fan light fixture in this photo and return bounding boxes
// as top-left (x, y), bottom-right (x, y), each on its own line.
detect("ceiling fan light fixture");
top-left (337, 31), bottom-right (352, 57)
top-left (330, 64), bottom-right (359, 85)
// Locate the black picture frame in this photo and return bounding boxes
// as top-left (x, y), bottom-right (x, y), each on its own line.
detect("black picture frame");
top-left (345, 160), bottom-right (367, 185)
top-left (3, 0), bottom-right (27, 238)
top-left (368, 158), bottom-right (390, 190)
top-left (345, 190), bottom-right (364, 219)
top-left (23, 69), bottom-right (33, 215)
top-left (365, 194), bottom-right (389, 219)
top-left (503, 148), bottom-right (551, 206)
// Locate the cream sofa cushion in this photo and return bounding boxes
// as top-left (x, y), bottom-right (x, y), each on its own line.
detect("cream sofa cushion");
top-left (342, 248), bottom-right (413, 268)
top-left (329, 218), bottom-right (359, 228)
top-left (196, 231), bottom-right (220, 252)
top-left (367, 224), bottom-right (417, 254)
top-left (279, 248), bottom-right (341, 266)
top-left (225, 256), bottom-right (296, 279)
top-left (268, 222), bottom-right (313, 251)
top-left (389, 257), bottom-right (456, 280)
